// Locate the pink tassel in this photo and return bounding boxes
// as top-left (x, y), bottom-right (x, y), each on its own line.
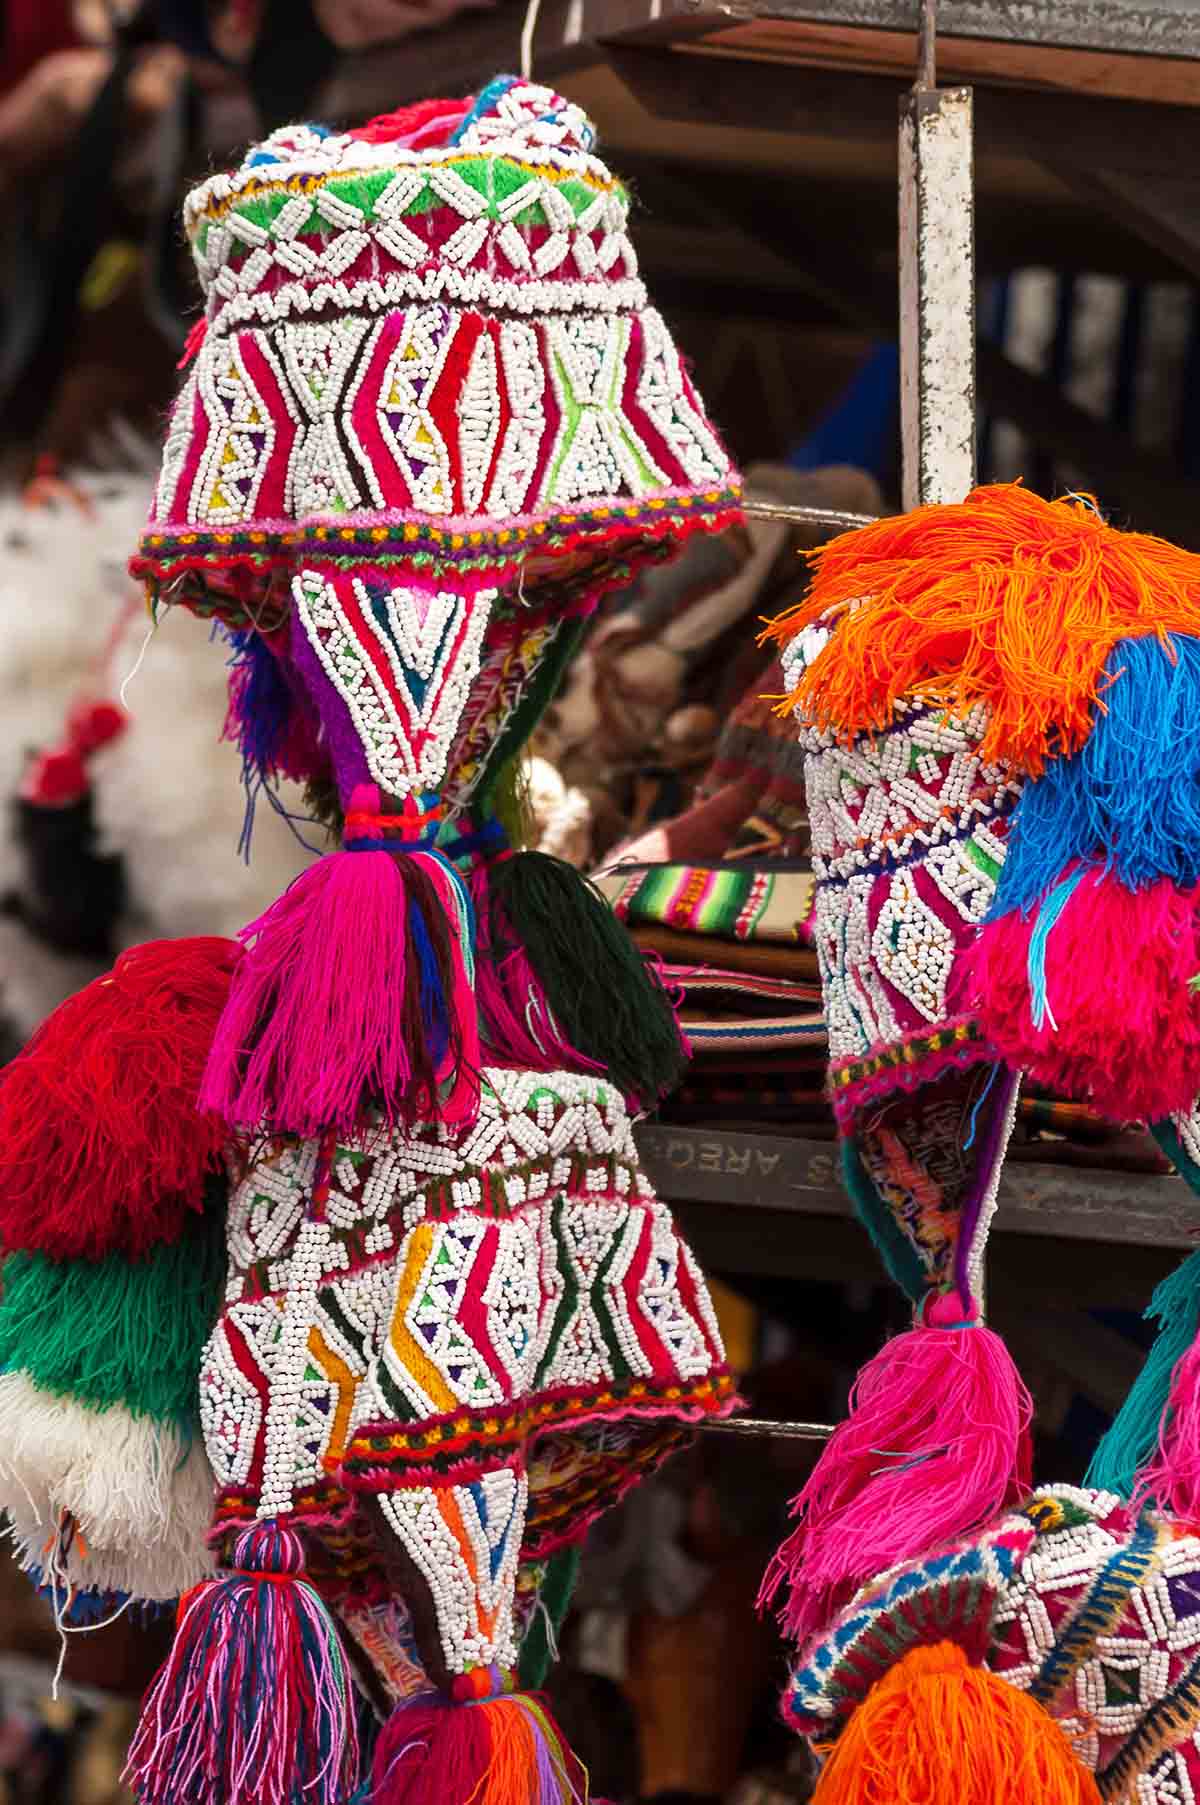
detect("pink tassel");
top-left (124, 1520), bottom-right (359, 1805)
top-left (952, 864), bottom-right (1200, 1122)
top-left (757, 1291), bottom-right (1032, 1648)
top-left (1135, 1333), bottom-right (1200, 1521)
top-left (468, 860), bottom-right (605, 1073)
top-left (201, 838), bottom-right (479, 1139)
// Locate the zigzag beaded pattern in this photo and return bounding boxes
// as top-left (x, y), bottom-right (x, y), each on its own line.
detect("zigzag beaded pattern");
top-left (147, 306), bottom-right (733, 539)
top-left (200, 1068), bottom-right (734, 1672)
top-left (789, 1486), bottom-right (1200, 1802)
top-left (782, 629), bottom-right (1021, 1099)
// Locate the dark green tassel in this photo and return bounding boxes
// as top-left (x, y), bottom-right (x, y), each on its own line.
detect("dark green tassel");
top-left (517, 1546), bottom-right (581, 1692)
top-left (486, 850), bottom-right (689, 1107)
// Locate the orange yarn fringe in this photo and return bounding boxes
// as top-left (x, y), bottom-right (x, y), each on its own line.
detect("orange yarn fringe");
top-left (765, 483), bottom-right (1200, 775)
top-left (810, 1643), bottom-right (1101, 1805)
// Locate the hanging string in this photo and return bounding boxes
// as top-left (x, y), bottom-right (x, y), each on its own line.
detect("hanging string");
top-left (520, 0), bottom-right (543, 81)
top-left (119, 615), bottom-right (159, 709)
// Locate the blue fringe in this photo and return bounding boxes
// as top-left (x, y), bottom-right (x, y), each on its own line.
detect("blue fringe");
top-left (408, 899), bottom-right (450, 1068)
top-left (24, 1562), bottom-right (165, 1627)
top-left (995, 633), bottom-right (1200, 914)
top-left (224, 629), bottom-right (297, 788)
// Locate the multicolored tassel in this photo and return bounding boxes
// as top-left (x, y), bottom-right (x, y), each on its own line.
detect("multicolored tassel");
top-left (371, 1667), bottom-right (585, 1805)
top-left (125, 1519), bottom-right (360, 1805)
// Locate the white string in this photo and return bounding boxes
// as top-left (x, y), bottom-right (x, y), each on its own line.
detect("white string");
top-left (119, 616), bottom-right (158, 709)
top-left (520, 0), bottom-right (543, 81)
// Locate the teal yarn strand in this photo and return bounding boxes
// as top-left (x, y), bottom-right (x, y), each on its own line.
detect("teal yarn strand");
top-left (0, 1191), bottom-right (226, 1427)
top-left (1085, 1240), bottom-right (1200, 1498)
top-left (841, 1137), bottom-right (925, 1305)
top-left (1027, 865), bottom-right (1087, 1031)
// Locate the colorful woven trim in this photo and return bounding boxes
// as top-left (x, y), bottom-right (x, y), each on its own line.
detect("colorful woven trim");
top-left (783, 1514), bottom-right (1036, 1735)
top-left (828, 1016), bottom-right (988, 1126)
top-left (340, 1369), bottom-right (736, 1488)
top-left (134, 489), bottom-right (741, 585)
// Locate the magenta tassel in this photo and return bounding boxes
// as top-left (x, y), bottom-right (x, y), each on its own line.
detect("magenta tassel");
top-left (201, 847), bottom-right (479, 1138)
top-left (757, 1292), bottom-right (1032, 1648)
top-left (124, 1520), bottom-right (359, 1805)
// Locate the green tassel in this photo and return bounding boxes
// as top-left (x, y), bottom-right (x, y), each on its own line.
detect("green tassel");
top-left (490, 850), bottom-right (689, 1107)
top-left (1086, 1230), bottom-right (1200, 1499)
top-left (488, 756), bottom-right (536, 853)
top-left (517, 1546), bottom-right (581, 1692)
top-left (0, 1192), bottom-right (226, 1427)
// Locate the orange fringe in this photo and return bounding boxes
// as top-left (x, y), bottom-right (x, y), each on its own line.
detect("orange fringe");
top-left (765, 483), bottom-right (1200, 775)
top-left (811, 1642), bottom-right (1101, 1805)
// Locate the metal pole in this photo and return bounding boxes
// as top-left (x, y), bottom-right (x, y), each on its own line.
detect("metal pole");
top-left (898, 0), bottom-right (976, 507)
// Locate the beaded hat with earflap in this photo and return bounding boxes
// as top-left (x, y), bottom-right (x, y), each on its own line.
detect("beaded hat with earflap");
top-left (760, 479), bottom-right (1200, 1693)
top-left (783, 1484), bottom-right (1200, 1805)
top-left (0, 75), bottom-right (741, 1805)
top-left (135, 74), bottom-right (743, 1136)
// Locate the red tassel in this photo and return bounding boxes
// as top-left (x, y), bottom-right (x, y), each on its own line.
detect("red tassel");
top-left (758, 1293), bottom-right (1032, 1648)
top-left (0, 938), bottom-right (240, 1260)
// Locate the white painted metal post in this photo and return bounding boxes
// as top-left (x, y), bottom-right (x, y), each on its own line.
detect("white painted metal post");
top-left (899, 2), bottom-right (976, 507)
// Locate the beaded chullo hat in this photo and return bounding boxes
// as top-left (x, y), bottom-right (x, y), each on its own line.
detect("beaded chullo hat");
top-left (759, 483), bottom-right (1200, 1671)
top-left (785, 1485), bottom-right (1200, 1805)
top-left (0, 78), bottom-right (740, 1805)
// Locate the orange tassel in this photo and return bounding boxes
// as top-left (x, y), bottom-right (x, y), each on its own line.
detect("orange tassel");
top-left (765, 483), bottom-right (1200, 776)
top-left (810, 1642), bottom-right (1101, 1805)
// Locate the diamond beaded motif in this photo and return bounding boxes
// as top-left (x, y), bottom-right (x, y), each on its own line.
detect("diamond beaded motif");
top-left (785, 626), bottom-right (1024, 1301)
top-left (787, 1487), bottom-right (1200, 1802)
top-left (200, 1068), bottom-right (734, 1675)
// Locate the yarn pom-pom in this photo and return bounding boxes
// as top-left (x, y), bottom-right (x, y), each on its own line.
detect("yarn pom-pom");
top-left (953, 863), bottom-right (1200, 1122)
top-left (758, 1295), bottom-right (1032, 1648)
top-left (810, 1642), bottom-right (1100, 1805)
top-left (125, 1519), bottom-right (359, 1805)
top-left (371, 1679), bottom-right (586, 1805)
top-left (0, 937), bottom-right (239, 1260)
top-left (766, 483), bottom-right (1200, 776)
top-left (997, 633), bottom-right (1200, 910)
top-left (0, 1201), bottom-right (225, 1427)
top-left (1087, 1247), bottom-right (1200, 1500)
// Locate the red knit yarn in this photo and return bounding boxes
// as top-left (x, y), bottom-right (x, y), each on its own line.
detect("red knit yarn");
top-left (0, 937), bottom-right (240, 1260)
top-left (348, 97), bottom-right (471, 147)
